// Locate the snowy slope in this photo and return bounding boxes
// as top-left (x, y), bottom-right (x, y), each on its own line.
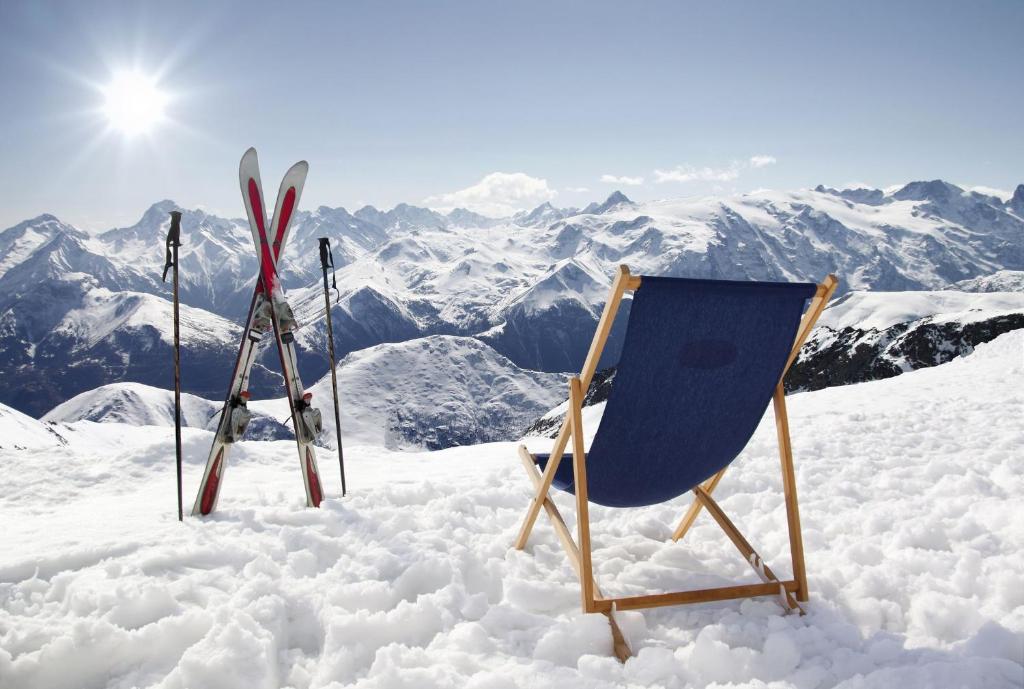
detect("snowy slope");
top-left (0, 402), bottom-right (66, 451)
top-left (43, 382), bottom-right (219, 427)
top-left (815, 290), bottom-right (1024, 331)
top-left (43, 382), bottom-right (293, 441)
top-left (788, 290), bottom-right (1024, 392)
top-left (1, 332), bottom-right (1021, 688)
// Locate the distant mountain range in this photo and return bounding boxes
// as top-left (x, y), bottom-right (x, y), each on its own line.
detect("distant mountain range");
top-left (2, 180), bottom-right (1022, 438)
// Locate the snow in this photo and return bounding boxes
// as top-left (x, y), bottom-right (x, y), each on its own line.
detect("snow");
top-left (0, 403), bottom-right (66, 451)
top-left (301, 335), bottom-right (567, 449)
top-left (948, 270), bottom-right (1024, 294)
top-left (56, 287), bottom-right (238, 350)
top-left (817, 290), bottom-right (1024, 331)
top-left (2, 331), bottom-right (1022, 687)
top-left (42, 336), bottom-right (568, 452)
top-left (43, 382), bottom-right (221, 429)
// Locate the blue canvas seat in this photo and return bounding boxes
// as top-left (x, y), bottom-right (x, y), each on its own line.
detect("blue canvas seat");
top-left (512, 265), bottom-right (838, 662)
top-left (534, 276), bottom-right (817, 508)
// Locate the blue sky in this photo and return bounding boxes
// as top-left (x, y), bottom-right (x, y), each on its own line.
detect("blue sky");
top-left (1, 0), bottom-right (1021, 228)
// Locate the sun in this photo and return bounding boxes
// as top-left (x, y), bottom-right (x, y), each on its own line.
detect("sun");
top-left (102, 71), bottom-right (168, 137)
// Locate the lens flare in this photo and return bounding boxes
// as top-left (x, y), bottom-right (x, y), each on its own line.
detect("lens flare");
top-left (102, 71), bottom-right (168, 137)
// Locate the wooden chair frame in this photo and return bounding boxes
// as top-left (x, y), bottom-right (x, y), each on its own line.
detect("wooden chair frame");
top-left (513, 265), bottom-right (838, 661)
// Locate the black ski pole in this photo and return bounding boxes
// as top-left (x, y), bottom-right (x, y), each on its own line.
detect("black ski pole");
top-left (318, 237), bottom-right (347, 495)
top-left (163, 211), bottom-right (184, 521)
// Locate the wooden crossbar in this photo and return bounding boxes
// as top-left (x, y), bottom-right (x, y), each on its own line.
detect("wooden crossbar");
top-left (671, 467), bottom-right (727, 541)
top-left (609, 581), bottom-right (800, 611)
top-left (693, 487), bottom-right (804, 613)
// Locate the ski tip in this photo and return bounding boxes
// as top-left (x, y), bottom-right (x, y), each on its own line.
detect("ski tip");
top-left (240, 147), bottom-right (259, 168)
top-left (287, 160), bottom-right (309, 176)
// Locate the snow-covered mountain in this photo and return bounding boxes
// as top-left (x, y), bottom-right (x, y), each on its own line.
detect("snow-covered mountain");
top-left (2, 180), bottom-right (1022, 421)
top-left (45, 336), bottom-right (568, 450)
top-left (42, 382), bottom-right (291, 441)
top-left (306, 335), bottom-right (568, 449)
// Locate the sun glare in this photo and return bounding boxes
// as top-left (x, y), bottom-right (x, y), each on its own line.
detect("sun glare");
top-left (102, 71), bottom-right (168, 137)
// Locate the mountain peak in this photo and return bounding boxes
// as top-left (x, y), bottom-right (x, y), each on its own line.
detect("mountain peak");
top-left (582, 191), bottom-right (633, 215)
top-left (446, 207), bottom-right (502, 227)
top-left (814, 184), bottom-right (886, 206)
top-left (604, 190), bottom-right (632, 206)
top-left (1009, 184), bottom-right (1024, 214)
top-left (0, 213), bottom-right (83, 242)
top-left (891, 180), bottom-right (964, 203)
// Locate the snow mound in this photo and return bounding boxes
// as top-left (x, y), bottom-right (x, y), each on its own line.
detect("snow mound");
top-left (1, 332), bottom-right (1021, 687)
top-left (0, 402), bottom-right (66, 450)
top-left (43, 382), bottom-right (221, 428)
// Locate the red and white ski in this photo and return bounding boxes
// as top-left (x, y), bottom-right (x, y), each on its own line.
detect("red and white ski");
top-left (192, 148), bottom-right (325, 515)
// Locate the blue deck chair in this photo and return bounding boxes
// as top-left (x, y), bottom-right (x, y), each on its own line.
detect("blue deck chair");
top-left (514, 265), bottom-right (838, 661)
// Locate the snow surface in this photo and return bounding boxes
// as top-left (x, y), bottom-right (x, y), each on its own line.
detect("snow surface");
top-left (0, 404), bottom-right (66, 451)
top-left (2, 332), bottom-right (1022, 687)
top-left (817, 290), bottom-right (1024, 331)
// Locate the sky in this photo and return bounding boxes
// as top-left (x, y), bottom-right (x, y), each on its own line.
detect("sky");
top-left (0, 0), bottom-right (1021, 229)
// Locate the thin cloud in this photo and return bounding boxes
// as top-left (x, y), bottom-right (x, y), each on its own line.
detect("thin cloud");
top-left (600, 174), bottom-right (644, 186)
top-left (564, 186), bottom-right (591, 193)
top-left (424, 172), bottom-right (556, 216)
top-left (654, 155), bottom-right (778, 184)
top-left (654, 165), bottom-right (740, 184)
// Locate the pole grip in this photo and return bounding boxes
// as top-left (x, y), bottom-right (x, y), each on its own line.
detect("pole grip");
top-left (318, 237), bottom-right (331, 272)
top-left (163, 211), bottom-right (183, 282)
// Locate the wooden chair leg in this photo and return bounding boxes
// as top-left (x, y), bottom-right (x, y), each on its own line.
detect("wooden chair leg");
top-left (514, 421), bottom-right (570, 550)
top-left (514, 265), bottom-right (634, 552)
top-left (569, 377), bottom-right (596, 613)
top-left (773, 384), bottom-right (808, 602)
top-left (517, 445), bottom-right (632, 662)
top-left (671, 467), bottom-right (728, 541)
top-left (693, 487), bottom-right (804, 614)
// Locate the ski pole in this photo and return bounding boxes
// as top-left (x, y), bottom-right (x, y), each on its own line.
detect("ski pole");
top-left (163, 211), bottom-right (184, 521)
top-left (318, 237), bottom-right (347, 495)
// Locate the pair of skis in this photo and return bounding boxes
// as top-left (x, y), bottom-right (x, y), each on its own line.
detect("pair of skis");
top-left (192, 148), bottom-right (324, 515)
